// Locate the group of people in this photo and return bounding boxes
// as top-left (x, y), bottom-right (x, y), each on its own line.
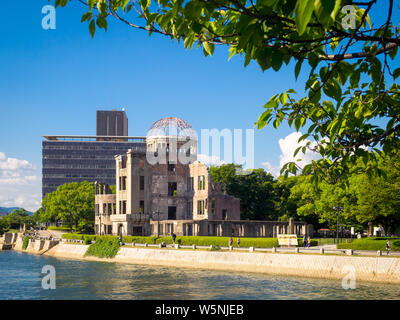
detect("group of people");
top-left (229, 237), bottom-right (240, 248)
top-left (302, 235), bottom-right (311, 248)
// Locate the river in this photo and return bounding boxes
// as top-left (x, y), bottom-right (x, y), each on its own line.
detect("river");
top-left (0, 251), bottom-right (399, 300)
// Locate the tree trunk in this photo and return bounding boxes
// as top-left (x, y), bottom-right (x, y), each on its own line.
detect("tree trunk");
top-left (368, 221), bottom-right (374, 237)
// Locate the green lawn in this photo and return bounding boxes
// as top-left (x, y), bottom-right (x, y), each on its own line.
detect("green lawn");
top-left (337, 237), bottom-right (400, 251)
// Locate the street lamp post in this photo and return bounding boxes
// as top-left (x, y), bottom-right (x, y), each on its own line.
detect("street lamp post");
top-left (333, 206), bottom-right (343, 244)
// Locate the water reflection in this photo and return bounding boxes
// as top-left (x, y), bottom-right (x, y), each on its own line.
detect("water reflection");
top-left (0, 251), bottom-right (399, 300)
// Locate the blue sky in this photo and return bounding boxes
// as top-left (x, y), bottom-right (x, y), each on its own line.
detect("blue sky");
top-left (0, 1), bottom-right (398, 211)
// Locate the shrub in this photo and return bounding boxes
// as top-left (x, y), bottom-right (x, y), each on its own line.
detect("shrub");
top-left (85, 238), bottom-right (120, 258)
top-left (297, 239), bottom-right (318, 247)
top-left (22, 236), bottom-right (32, 250)
top-left (210, 245), bottom-right (221, 251)
top-left (83, 236), bottom-right (92, 245)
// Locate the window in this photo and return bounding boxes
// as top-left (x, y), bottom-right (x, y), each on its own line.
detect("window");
top-left (187, 177), bottom-right (194, 191)
top-left (198, 175), bottom-right (205, 190)
top-left (122, 201), bottom-right (127, 214)
top-left (140, 176), bottom-right (145, 190)
top-left (198, 200), bottom-right (205, 215)
top-left (222, 209), bottom-right (227, 220)
top-left (140, 200), bottom-right (144, 213)
top-left (168, 182), bottom-right (177, 196)
top-left (168, 206), bottom-right (177, 220)
top-left (168, 162), bottom-right (176, 172)
top-left (211, 199), bottom-right (215, 215)
top-left (120, 176), bottom-right (127, 190)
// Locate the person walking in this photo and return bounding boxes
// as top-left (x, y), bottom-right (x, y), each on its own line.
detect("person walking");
top-left (237, 237), bottom-right (241, 248)
top-left (172, 233), bottom-right (177, 244)
top-left (303, 235), bottom-right (307, 247)
top-left (386, 239), bottom-right (391, 255)
top-left (307, 236), bottom-right (311, 248)
top-left (229, 237), bottom-right (233, 249)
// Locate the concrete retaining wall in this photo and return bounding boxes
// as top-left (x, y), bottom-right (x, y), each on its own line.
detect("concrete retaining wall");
top-left (14, 237), bottom-right (23, 251)
top-left (13, 238), bottom-right (59, 255)
top-left (42, 243), bottom-right (400, 284)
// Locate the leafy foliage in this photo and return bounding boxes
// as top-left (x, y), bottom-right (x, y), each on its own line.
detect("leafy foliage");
top-left (41, 181), bottom-right (95, 231)
top-left (210, 164), bottom-right (278, 220)
top-left (85, 238), bottom-right (121, 258)
top-left (0, 217), bottom-right (10, 235)
top-left (4, 208), bottom-right (34, 230)
top-left (22, 236), bottom-right (32, 250)
top-left (55, 0), bottom-right (400, 183)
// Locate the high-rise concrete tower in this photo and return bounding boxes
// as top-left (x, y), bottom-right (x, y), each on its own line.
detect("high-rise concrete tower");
top-left (96, 109), bottom-right (128, 137)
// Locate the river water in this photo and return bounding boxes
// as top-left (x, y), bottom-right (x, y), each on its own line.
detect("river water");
top-left (0, 251), bottom-right (399, 300)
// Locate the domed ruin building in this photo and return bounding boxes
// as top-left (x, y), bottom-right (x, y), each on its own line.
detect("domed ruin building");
top-left (95, 117), bottom-right (310, 237)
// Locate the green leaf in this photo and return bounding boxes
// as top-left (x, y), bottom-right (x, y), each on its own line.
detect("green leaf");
top-left (271, 50), bottom-right (283, 71)
top-left (323, 79), bottom-right (342, 102)
top-left (89, 19), bottom-right (96, 38)
top-left (279, 93), bottom-right (288, 105)
top-left (203, 42), bottom-right (215, 56)
top-left (314, 0), bottom-right (335, 25)
top-left (294, 0), bottom-right (314, 35)
top-left (393, 68), bottom-right (400, 79)
top-left (295, 59), bottom-right (303, 80)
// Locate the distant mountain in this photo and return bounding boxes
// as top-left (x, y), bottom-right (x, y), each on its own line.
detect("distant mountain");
top-left (0, 207), bottom-right (33, 216)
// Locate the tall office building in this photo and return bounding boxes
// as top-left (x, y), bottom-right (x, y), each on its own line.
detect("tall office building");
top-left (42, 110), bottom-right (146, 198)
top-left (96, 109), bottom-right (128, 137)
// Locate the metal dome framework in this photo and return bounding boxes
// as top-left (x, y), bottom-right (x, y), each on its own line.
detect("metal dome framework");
top-left (147, 117), bottom-right (197, 140)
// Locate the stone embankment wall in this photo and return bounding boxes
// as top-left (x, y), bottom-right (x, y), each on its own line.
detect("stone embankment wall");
top-left (12, 233), bottom-right (59, 255)
top-left (43, 243), bottom-right (400, 284)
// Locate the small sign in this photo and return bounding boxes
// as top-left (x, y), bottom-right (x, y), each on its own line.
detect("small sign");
top-left (277, 234), bottom-right (298, 247)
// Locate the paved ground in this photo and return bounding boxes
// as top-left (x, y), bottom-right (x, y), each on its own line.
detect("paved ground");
top-left (37, 230), bottom-right (66, 240)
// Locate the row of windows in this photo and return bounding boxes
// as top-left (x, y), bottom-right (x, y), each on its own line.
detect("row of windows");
top-left (197, 199), bottom-right (216, 215)
top-left (43, 155), bottom-right (115, 160)
top-left (43, 164), bottom-right (115, 169)
top-left (43, 145), bottom-right (144, 151)
top-left (118, 176), bottom-right (145, 191)
top-left (43, 174), bottom-right (115, 179)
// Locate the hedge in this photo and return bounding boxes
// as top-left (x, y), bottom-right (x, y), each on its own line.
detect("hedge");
top-left (85, 238), bottom-right (120, 258)
top-left (62, 234), bottom-right (318, 248)
top-left (48, 226), bottom-right (73, 232)
top-left (337, 238), bottom-right (400, 251)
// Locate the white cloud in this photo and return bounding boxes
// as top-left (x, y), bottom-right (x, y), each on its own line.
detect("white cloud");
top-left (0, 152), bottom-right (41, 212)
top-left (0, 152), bottom-right (35, 171)
top-left (262, 131), bottom-right (320, 177)
top-left (261, 161), bottom-right (281, 178)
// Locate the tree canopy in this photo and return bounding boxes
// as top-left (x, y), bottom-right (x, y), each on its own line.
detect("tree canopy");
top-left (210, 164), bottom-right (278, 220)
top-left (209, 151), bottom-right (400, 234)
top-left (41, 181), bottom-right (95, 231)
top-left (55, 0), bottom-right (400, 184)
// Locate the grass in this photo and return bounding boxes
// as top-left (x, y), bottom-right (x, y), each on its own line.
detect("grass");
top-left (48, 226), bottom-right (74, 232)
top-left (62, 234), bottom-right (319, 248)
top-left (337, 237), bottom-right (400, 251)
